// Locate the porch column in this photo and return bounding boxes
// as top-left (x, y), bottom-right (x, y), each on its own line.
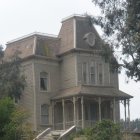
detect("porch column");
top-left (98, 97), bottom-right (101, 121)
top-left (62, 99), bottom-right (65, 130)
top-left (127, 99), bottom-right (130, 130)
top-left (52, 101), bottom-right (55, 130)
top-left (73, 97), bottom-right (76, 126)
top-left (113, 98), bottom-right (116, 123)
top-left (124, 99), bottom-right (127, 130)
top-left (81, 96), bottom-right (84, 129)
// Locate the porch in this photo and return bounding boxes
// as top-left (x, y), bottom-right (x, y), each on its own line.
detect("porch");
top-left (52, 96), bottom-right (130, 130)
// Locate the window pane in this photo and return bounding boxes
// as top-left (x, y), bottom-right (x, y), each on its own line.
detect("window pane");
top-left (41, 104), bottom-right (49, 124)
top-left (91, 74), bottom-right (95, 84)
top-left (98, 64), bottom-right (103, 85)
top-left (41, 115), bottom-right (49, 124)
top-left (99, 73), bottom-right (102, 84)
top-left (40, 72), bottom-right (48, 91)
top-left (90, 64), bottom-right (96, 84)
top-left (82, 63), bottom-right (87, 84)
top-left (41, 104), bottom-right (48, 115)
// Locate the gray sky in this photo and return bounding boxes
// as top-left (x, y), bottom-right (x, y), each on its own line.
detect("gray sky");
top-left (0, 0), bottom-right (139, 120)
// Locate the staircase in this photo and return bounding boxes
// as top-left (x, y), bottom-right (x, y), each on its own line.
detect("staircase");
top-left (39, 130), bottom-right (65, 140)
top-left (34, 126), bottom-right (76, 140)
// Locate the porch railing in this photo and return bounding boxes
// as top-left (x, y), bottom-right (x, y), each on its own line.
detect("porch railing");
top-left (54, 120), bottom-right (96, 130)
top-left (84, 120), bottom-right (96, 128)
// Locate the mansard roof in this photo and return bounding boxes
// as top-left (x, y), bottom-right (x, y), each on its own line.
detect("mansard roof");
top-left (4, 15), bottom-right (107, 60)
top-left (59, 14), bottom-right (103, 54)
top-left (4, 32), bottom-right (60, 60)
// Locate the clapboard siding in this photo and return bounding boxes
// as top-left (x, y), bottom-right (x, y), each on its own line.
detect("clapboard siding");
top-left (60, 53), bottom-right (77, 89)
top-left (59, 18), bottom-right (74, 53)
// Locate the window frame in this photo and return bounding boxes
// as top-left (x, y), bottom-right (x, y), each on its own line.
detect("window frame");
top-left (98, 63), bottom-right (104, 85)
top-left (90, 61), bottom-right (96, 85)
top-left (40, 104), bottom-right (49, 125)
top-left (39, 72), bottom-right (49, 92)
top-left (82, 62), bottom-right (88, 84)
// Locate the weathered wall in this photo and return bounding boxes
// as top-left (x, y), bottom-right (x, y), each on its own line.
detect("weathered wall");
top-left (77, 52), bottom-right (111, 86)
top-left (59, 18), bottom-right (75, 53)
top-left (33, 58), bottom-right (60, 130)
top-left (60, 53), bottom-right (77, 89)
top-left (5, 36), bottom-right (35, 60)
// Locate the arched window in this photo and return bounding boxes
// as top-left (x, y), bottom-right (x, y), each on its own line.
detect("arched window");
top-left (40, 72), bottom-right (48, 91)
top-left (41, 104), bottom-right (49, 124)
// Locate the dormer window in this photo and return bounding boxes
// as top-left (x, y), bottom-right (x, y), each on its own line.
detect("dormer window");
top-left (83, 32), bottom-right (96, 47)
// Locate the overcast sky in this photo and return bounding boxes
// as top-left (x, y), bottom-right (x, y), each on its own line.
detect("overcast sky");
top-left (0, 0), bottom-right (140, 120)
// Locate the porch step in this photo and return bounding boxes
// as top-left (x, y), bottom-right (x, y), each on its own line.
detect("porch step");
top-left (39, 130), bottom-right (65, 140)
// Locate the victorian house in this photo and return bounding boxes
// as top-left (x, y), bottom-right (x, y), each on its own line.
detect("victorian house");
top-left (4, 15), bottom-right (132, 132)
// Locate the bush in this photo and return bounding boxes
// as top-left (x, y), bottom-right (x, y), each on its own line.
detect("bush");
top-left (72, 120), bottom-right (122, 140)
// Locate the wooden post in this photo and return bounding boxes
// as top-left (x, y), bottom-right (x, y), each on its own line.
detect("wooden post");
top-left (52, 101), bottom-right (55, 130)
top-left (81, 96), bottom-right (84, 128)
top-left (62, 99), bottom-right (65, 130)
top-left (128, 99), bottom-right (130, 130)
top-left (124, 99), bottom-right (127, 130)
top-left (73, 97), bottom-right (76, 126)
top-left (98, 97), bottom-right (101, 121)
top-left (113, 98), bottom-right (116, 123)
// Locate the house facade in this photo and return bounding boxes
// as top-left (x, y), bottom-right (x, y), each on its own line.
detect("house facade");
top-left (4, 15), bottom-right (132, 131)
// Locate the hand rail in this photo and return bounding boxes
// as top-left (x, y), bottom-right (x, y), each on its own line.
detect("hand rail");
top-left (58, 125), bottom-right (76, 140)
top-left (33, 128), bottom-right (51, 140)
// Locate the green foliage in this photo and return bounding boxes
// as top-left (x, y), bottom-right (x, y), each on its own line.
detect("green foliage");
top-left (101, 43), bottom-right (120, 73)
top-left (72, 120), bottom-right (122, 140)
top-left (120, 118), bottom-right (140, 131)
top-left (0, 47), bottom-right (26, 99)
top-left (91, 120), bottom-right (122, 140)
top-left (0, 98), bottom-right (33, 140)
top-left (92, 0), bottom-right (140, 81)
top-left (0, 97), bottom-right (15, 137)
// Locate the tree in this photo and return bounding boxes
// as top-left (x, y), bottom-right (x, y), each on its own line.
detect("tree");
top-left (0, 98), bottom-right (34, 140)
top-left (92, 0), bottom-right (140, 81)
top-left (0, 46), bottom-right (26, 100)
top-left (0, 45), bottom-right (4, 60)
top-left (0, 97), bottom-right (15, 138)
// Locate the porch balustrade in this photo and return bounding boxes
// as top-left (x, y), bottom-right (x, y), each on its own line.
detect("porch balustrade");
top-left (54, 120), bottom-right (96, 130)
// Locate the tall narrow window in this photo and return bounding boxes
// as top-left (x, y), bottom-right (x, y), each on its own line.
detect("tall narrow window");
top-left (40, 72), bottom-right (48, 91)
top-left (98, 64), bottom-right (103, 85)
top-left (82, 62), bottom-right (88, 84)
top-left (41, 104), bottom-right (49, 124)
top-left (90, 62), bottom-right (96, 84)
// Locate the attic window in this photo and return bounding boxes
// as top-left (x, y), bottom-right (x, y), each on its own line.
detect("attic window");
top-left (83, 32), bottom-right (96, 47)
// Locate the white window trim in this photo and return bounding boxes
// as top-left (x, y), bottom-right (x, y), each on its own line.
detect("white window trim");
top-left (40, 104), bottom-right (49, 125)
top-left (82, 62), bottom-right (89, 84)
top-left (39, 72), bottom-right (50, 92)
top-left (97, 62), bottom-right (104, 85)
top-left (90, 61), bottom-right (96, 85)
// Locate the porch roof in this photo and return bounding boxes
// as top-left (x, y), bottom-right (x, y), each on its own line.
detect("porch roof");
top-left (52, 85), bottom-right (133, 100)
